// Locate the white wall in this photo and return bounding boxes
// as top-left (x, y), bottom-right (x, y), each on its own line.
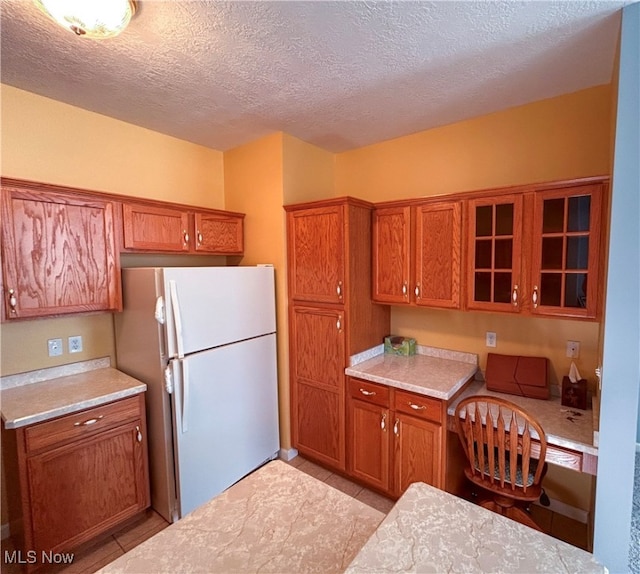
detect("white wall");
top-left (593, 3), bottom-right (640, 571)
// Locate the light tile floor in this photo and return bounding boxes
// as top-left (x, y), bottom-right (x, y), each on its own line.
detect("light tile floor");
top-left (1, 455), bottom-right (589, 573)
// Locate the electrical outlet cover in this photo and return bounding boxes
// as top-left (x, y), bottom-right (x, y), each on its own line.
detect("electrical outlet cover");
top-left (486, 332), bottom-right (497, 348)
top-left (68, 336), bottom-right (83, 353)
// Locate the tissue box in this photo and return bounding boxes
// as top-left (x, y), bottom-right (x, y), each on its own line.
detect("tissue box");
top-left (384, 336), bottom-right (416, 356)
top-left (561, 376), bottom-right (588, 410)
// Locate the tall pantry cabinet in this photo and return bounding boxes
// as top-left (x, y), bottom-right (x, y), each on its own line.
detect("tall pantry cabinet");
top-left (285, 198), bottom-right (390, 471)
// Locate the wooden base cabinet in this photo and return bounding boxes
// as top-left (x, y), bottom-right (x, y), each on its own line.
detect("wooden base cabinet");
top-left (14, 394), bottom-right (150, 569)
top-left (347, 377), bottom-right (444, 498)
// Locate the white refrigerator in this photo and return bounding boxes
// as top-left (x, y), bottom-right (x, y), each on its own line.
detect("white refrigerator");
top-left (114, 266), bottom-right (280, 523)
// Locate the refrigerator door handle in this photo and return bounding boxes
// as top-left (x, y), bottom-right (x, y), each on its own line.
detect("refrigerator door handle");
top-left (169, 280), bottom-right (185, 359)
top-left (181, 359), bottom-right (190, 434)
top-left (154, 296), bottom-right (165, 325)
top-left (164, 365), bottom-right (173, 394)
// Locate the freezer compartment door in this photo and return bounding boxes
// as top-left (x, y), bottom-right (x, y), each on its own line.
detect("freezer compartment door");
top-left (163, 266), bottom-right (276, 358)
top-left (170, 333), bottom-right (280, 518)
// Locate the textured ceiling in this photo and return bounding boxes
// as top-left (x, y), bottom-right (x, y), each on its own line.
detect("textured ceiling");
top-left (0, 1), bottom-right (628, 152)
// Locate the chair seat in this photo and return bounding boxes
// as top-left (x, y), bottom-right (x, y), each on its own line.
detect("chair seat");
top-left (474, 449), bottom-right (539, 488)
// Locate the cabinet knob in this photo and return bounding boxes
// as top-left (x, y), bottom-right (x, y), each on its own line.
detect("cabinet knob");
top-left (381, 413), bottom-right (387, 431)
top-left (359, 388), bottom-right (376, 397)
top-left (183, 230), bottom-right (190, 246)
top-left (512, 284), bottom-right (519, 307)
top-left (7, 288), bottom-right (17, 313)
top-left (532, 285), bottom-right (539, 308)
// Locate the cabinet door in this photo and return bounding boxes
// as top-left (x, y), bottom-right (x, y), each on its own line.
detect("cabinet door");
top-left (290, 306), bottom-right (346, 470)
top-left (122, 202), bottom-right (190, 252)
top-left (531, 184), bottom-right (603, 319)
top-left (372, 206), bottom-right (411, 304)
top-left (415, 201), bottom-right (462, 308)
top-left (393, 413), bottom-right (442, 496)
top-left (347, 398), bottom-right (390, 492)
top-left (194, 212), bottom-right (244, 254)
top-left (1, 187), bottom-right (121, 319)
top-left (26, 420), bottom-right (149, 555)
top-left (466, 195), bottom-right (523, 312)
top-left (287, 206), bottom-right (345, 304)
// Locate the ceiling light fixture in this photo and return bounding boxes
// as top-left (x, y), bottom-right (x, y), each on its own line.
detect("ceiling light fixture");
top-left (33, 0), bottom-right (137, 39)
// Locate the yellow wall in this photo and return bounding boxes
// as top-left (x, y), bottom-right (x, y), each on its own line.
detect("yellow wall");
top-left (336, 86), bottom-right (611, 202)
top-left (335, 85), bottom-right (612, 512)
top-left (223, 133), bottom-right (334, 451)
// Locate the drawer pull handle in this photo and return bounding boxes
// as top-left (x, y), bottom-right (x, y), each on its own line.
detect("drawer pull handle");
top-left (136, 425), bottom-right (143, 442)
top-left (197, 231), bottom-right (203, 245)
top-left (74, 415), bottom-right (104, 427)
top-left (393, 419), bottom-right (400, 436)
top-left (336, 281), bottom-right (343, 298)
top-left (8, 288), bottom-right (17, 313)
top-left (183, 230), bottom-right (190, 246)
top-left (381, 413), bottom-right (387, 431)
top-left (359, 389), bottom-right (376, 396)
top-left (409, 402), bottom-right (426, 410)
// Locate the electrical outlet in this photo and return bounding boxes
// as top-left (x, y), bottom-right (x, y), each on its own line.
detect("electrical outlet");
top-left (47, 338), bottom-right (63, 357)
top-left (68, 335), bottom-right (83, 353)
top-left (566, 340), bottom-right (580, 358)
top-left (485, 332), bottom-right (497, 348)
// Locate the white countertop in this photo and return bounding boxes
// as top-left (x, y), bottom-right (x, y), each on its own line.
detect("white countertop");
top-left (346, 481), bottom-right (605, 573)
top-left (345, 345), bottom-right (478, 400)
top-left (1, 363), bottom-right (146, 429)
top-left (98, 460), bottom-right (384, 574)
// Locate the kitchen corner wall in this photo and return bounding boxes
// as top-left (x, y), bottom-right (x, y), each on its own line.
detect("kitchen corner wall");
top-left (223, 132), bottom-right (334, 452)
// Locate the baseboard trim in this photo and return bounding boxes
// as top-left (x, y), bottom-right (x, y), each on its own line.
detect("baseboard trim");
top-left (535, 497), bottom-right (589, 524)
top-left (278, 447), bottom-right (299, 462)
top-left (1, 522), bottom-right (10, 541)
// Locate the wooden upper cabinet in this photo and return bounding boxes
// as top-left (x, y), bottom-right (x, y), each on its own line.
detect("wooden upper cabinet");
top-left (466, 194), bottom-right (523, 313)
top-left (194, 212), bottom-right (243, 254)
top-left (123, 203), bottom-right (190, 252)
top-left (373, 200), bottom-right (462, 309)
top-left (372, 206), bottom-right (411, 304)
top-left (1, 182), bottom-right (121, 320)
top-left (415, 201), bottom-right (462, 308)
top-left (531, 183), bottom-right (604, 319)
top-left (122, 202), bottom-right (244, 255)
top-left (287, 204), bottom-right (345, 304)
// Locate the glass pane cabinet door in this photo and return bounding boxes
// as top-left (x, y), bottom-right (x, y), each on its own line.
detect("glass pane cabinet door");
top-left (532, 184), bottom-right (603, 318)
top-left (467, 195), bottom-right (523, 312)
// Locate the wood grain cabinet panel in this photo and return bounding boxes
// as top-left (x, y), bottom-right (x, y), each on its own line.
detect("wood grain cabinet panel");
top-left (15, 394), bottom-right (150, 569)
top-left (122, 203), bottom-right (190, 252)
top-left (1, 181), bottom-right (121, 320)
top-left (122, 202), bottom-right (244, 255)
top-left (194, 212), bottom-right (243, 254)
top-left (286, 197), bottom-right (390, 474)
top-left (373, 200), bottom-right (462, 309)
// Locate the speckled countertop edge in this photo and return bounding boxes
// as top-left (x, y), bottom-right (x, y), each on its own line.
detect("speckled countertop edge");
top-left (346, 345), bottom-right (479, 401)
top-left (1, 364), bottom-right (146, 429)
top-left (0, 357), bottom-right (112, 390)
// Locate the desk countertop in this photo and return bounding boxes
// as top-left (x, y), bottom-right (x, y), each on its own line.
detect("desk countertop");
top-left (346, 480), bottom-right (604, 573)
top-left (449, 380), bottom-right (597, 456)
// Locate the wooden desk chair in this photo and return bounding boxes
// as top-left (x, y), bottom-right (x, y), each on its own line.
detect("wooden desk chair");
top-left (454, 395), bottom-right (548, 531)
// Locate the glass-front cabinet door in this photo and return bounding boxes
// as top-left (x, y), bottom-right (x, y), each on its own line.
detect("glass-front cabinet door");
top-left (531, 184), bottom-right (604, 319)
top-left (466, 195), bottom-right (523, 312)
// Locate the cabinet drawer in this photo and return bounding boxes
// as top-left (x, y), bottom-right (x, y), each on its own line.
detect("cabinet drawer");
top-left (393, 390), bottom-right (442, 424)
top-left (348, 378), bottom-right (390, 407)
top-left (25, 395), bottom-right (142, 453)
